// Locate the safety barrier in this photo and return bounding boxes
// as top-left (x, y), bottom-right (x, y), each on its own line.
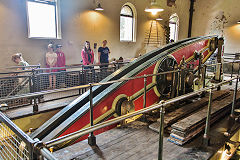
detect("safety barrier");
top-left (39, 63), bottom-right (239, 160)
top-left (0, 112), bottom-right (57, 160)
top-left (0, 62), bottom-right (128, 110)
top-left (0, 60), bottom-right (238, 159)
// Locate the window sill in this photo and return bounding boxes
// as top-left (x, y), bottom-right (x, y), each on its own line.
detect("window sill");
top-left (120, 40), bottom-right (136, 43)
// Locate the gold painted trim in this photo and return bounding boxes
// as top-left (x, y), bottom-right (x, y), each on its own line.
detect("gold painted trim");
top-left (152, 58), bottom-right (163, 97)
top-left (111, 94), bottom-right (128, 117)
top-left (78, 38), bottom-right (216, 131)
top-left (128, 82), bottom-right (156, 101)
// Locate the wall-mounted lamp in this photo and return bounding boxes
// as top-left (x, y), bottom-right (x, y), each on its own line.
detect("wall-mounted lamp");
top-left (237, 21), bottom-right (240, 24)
top-left (145, 0), bottom-right (164, 15)
top-left (95, 2), bottom-right (104, 11)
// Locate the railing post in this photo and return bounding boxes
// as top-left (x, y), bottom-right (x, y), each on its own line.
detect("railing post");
top-left (203, 85), bottom-right (213, 146)
top-left (201, 65), bottom-right (207, 97)
top-left (181, 65), bottom-right (186, 95)
top-left (158, 100), bottom-right (165, 160)
top-left (203, 65), bottom-right (206, 89)
top-left (143, 75), bottom-right (147, 109)
top-left (142, 75), bottom-right (147, 121)
top-left (176, 69), bottom-right (180, 97)
top-left (216, 63), bottom-right (222, 91)
top-left (88, 83), bottom-right (96, 146)
top-left (230, 61), bottom-right (234, 85)
top-left (29, 75), bottom-right (33, 105)
top-left (32, 69), bottom-right (38, 112)
top-left (78, 71), bottom-right (82, 95)
top-left (231, 75), bottom-right (239, 116)
top-left (27, 142), bottom-right (35, 160)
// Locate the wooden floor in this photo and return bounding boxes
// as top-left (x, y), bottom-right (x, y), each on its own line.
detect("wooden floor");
top-left (4, 90), bottom-right (79, 119)
top-left (53, 80), bottom-right (240, 160)
top-left (53, 116), bottom-right (237, 160)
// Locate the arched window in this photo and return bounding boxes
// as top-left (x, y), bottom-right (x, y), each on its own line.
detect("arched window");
top-left (169, 13), bottom-right (179, 42)
top-left (120, 4), bottom-right (136, 42)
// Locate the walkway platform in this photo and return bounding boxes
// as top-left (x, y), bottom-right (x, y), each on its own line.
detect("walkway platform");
top-left (53, 116), bottom-right (238, 160)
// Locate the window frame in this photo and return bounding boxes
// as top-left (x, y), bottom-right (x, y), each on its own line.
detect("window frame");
top-left (26, 0), bottom-right (61, 39)
top-left (169, 14), bottom-right (179, 42)
top-left (120, 5), bottom-right (135, 42)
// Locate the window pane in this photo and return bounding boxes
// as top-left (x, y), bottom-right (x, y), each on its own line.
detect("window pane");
top-left (27, 1), bottom-right (56, 38)
top-left (120, 16), bottom-right (133, 41)
top-left (120, 6), bottom-right (133, 16)
top-left (169, 23), bottom-right (176, 41)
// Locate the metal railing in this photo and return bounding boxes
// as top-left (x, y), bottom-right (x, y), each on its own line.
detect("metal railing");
top-left (0, 111), bottom-right (57, 160)
top-left (0, 60), bottom-right (238, 112)
top-left (0, 60), bottom-right (238, 159)
top-left (42, 76), bottom-right (238, 160)
top-left (0, 69), bottom-right (179, 113)
top-left (21, 60), bottom-right (234, 159)
top-left (0, 62), bottom-right (129, 111)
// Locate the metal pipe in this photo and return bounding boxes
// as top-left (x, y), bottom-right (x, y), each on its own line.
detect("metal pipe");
top-left (188, 0), bottom-right (195, 37)
top-left (158, 101), bottom-right (165, 160)
top-left (32, 70), bottom-right (38, 112)
top-left (203, 65), bottom-right (206, 88)
top-left (0, 61), bottom-right (231, 75)
top-left (2, 71), bottom-right (233, 104)
top-left (44, 78), bottom-right (236, 148)
top-left (0, 70), bottom-right (179, 102)
top-left (203, 86), bottom-right (213, 146)
top-left (40, 148), bottom-right (58, 160)
top-left (230, 62), bottom-right (234, 85)
top-left (231, 74), bottom-right (239, 116)
top-left (0, 112), bottom-right (36, 144)
top-left (142, 75), bottom-right (147, 121)
top-left (90, 84), bottom-right (93, 128)
top-left (88, 83), bottom-right (96, 146)
top-left (78, 71), bottom-right (82, 95)
top-left (33, 98), bottom-right (38, 112)
top-left (143, 75), bottom-right (147, 108)
top-left (176, 69), bottom-right (180, 97)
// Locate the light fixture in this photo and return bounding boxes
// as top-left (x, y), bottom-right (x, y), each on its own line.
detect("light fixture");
top-left (237, 20), bottom-right (240, 24)
top-left (95, 3), bottom-right (104, 11)
top-left (156, 16), bottom-right (163, 21)
top-left (145, 0), bottom-right (164, 15)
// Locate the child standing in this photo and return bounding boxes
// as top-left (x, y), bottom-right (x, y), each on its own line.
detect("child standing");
top-left (81, 41), bottom-right (94, 69)
top-left (46, 44), bottom-right (58, 89)
top-left (98, 40), bottom-right (110, 69)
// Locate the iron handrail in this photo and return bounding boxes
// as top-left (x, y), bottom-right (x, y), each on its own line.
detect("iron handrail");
top-left (0, 61), bottom-right (129, 75)
top-left (44, 77), bottom-right (236, 148)
top-left (0, 111), bottom-right (36, 144)
top-left (40, 148), bottom-right (58, 160)
top-left (0, 60), bottom-right (235, 76)
top-left (0, 70), bottom-right (179, 102)
top-left (0, 60), bottom-right (235, 102)
top-left (0, 112), bottom-right (58, 159)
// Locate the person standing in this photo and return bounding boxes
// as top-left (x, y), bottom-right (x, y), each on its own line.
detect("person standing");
top-left (56, 44), bottom-right (66, 71)
top-left (81, 41), bottom-right (94, 69)
top-left (98, 40), bottom-right (110, 68)
top-left (46, 44), bottom-right (58, 89)
top-left (56, 44), bottom-right (66, 88)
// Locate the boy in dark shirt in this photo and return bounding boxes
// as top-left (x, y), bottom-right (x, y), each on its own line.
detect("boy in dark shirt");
top-left (98, 40), bottom-right (110, 69)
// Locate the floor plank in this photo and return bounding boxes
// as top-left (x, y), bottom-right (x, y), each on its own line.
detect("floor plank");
top-left (53, 118), bottom-right (236, 160)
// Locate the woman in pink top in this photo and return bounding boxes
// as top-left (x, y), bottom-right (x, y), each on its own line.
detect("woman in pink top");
top-left (46, 44), bottom-right (57, 89)
top-left (81, 41), bottom-right (94, 69)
